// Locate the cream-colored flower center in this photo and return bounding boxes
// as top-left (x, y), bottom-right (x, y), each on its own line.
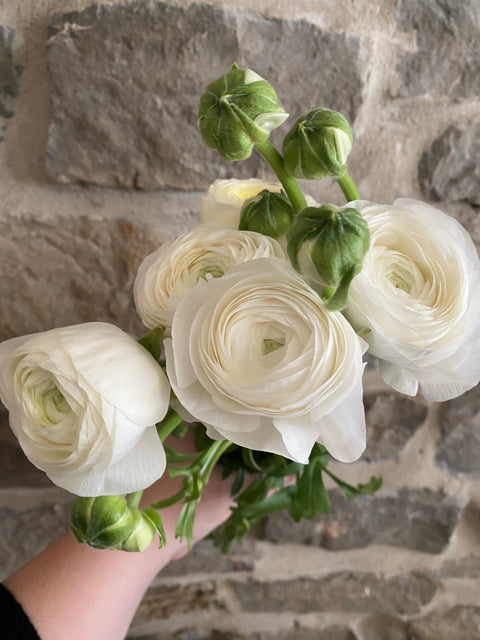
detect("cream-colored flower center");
top-left (196, 264), bottom-right (225, 281)
top-left (27, 379), bottom-right (72, 426)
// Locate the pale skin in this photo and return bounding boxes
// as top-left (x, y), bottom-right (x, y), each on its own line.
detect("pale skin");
top-left (4, 435), bottom-right (235, 640)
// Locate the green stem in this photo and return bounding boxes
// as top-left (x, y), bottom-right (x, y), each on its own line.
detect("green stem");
top-left (199, 439), bottom-right (232, 481)
top-left (156, 408), bottom-right (183, 442)
top-left (150, 490), bottom-right (185, 510)
top-left (254, 139), bottom-right (307, 213)
top-left (126, 490), bottom-right (143, 509)
top-left (336, 171), bottom-right (360, 202)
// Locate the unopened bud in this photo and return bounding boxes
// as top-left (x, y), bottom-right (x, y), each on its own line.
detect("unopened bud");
top-left (239, 190), bottom-right (294, 238)
top-left (198, 64), bottom-right (288, 161)
top-left (69, 497), bottom-right (166, 552)
top-left (287, 204), bottom-right (369, 310)
top-left (282, 108), bottom-right (352, 180)
top-left (69, 495), bottom-right (135, 550)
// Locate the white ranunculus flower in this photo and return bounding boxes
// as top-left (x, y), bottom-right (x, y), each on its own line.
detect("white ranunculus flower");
top-left (345, 198), bottom-right (480, 401)
top-left (0, 323), bottom-right (170, 496)
top-left (201, 179), bottom-right (283, 228)
top-left (134, 223), bottom-right (286, 329)
top-left (165, 258), bottom-right (366, 464)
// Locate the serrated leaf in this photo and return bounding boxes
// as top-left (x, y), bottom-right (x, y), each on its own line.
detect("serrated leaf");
top-left (290, 459), bottom-right (331, 522)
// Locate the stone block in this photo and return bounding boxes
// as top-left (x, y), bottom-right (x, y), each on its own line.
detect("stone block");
top-left (435, 385), bottom-right (480, 476)
top-left (130, 627), bottom-right (357, 640)
top-left (134, 581), bottom-right (227, 622)
top-left (0, 213), bottom-right (166, 341)
top-left (0, 502), bottom-right (69, 580)
top-left (0, 25), bottom-right (23, 136)
top-left (408, 605), bottom-right (480, 640)
top-left (395, 0), bottom-right (480, 101)
top-left (264, 488), bottom-right (460, 553)
top-left (46, 1), bottom-right (362, 190)
top-left (234, 570), bottom-right (437, 615)
top-left (161, 539), bottom-right (255, 578)
top-left (363, 392), bottom-right (428, 461)
top-left (0, 409), bottom-right (51, 488)
top-left (419, 121), bottom-right (480, 206)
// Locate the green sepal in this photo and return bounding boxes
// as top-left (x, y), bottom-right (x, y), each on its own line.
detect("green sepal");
top-left (141, 508), bottom-right (167, 548)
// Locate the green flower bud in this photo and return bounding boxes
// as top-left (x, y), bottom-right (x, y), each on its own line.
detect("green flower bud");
top-left (282, 108), bottom-right (353, 179)
top-left (287, 204), bottom-right (369, 310)
top-left (69, 495), bottom-right (135, 550)
top-left (198, 64), bottom-right (288, 161)
top-left (70, 497), bottom-right (167, 552)
top-left (239, 189), bottom-right (294, 238)
top-left (122, 508), bottom-right (156, 552)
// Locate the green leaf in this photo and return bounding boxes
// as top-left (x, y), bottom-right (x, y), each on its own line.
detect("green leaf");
top-left (290, 459), bottom-right (331, 522)
top-left (325, 470), bottom-right (383, 499)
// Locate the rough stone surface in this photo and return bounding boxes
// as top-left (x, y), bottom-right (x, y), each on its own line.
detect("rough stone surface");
top-left (0, 502), bottom-right (69, 580)
top-left (161, 539), bottom-right (255, 578)
top-left (263, 488), bottom-right (460, 553)
top-left (435, 385), bottom-right (480, 476)
top-left (234, 571), bottom-right (437, 615)
top-left (363, 392), bottom-right (428, 461)
top-left (0, 213), bottom-right (165, 341)
top-left (46, 1), bottom-right (362, 190)
top-left (408, 605), bottom-right (480, 640)
top-left (130, 627), bottom-right (357, 640)
top-left (0, 409), bottom-right (51, 488)
top-left (0, 26), bottom-right (22, 126)
top-left (438, 555), bottom-right (480, 579)
top-left (357, 615), bottom-right (409, 640)
top-left (418, 122), bottom-right (480, 206)
top-left (395, 0), bottom-right (480, 101)
top-left (134, 581), bottom-right (226, 621)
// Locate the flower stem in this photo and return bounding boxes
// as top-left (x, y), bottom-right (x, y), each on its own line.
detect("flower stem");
top-left (336, 171), bottom-right (360, 202)
top-left (198, 439), bottom-right (232, 481)
top-left (125, 490), bottom-right (143, 509)
top-left (156, 408), bottom-right (183, 442)
top-left (254, 139), bottom-right (307, 213)
top-left (150, 490), bottom-right (185, 510)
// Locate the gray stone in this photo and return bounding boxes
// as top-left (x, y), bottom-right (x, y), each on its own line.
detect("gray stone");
top-left (263, 488), bottom-right (460, 553)
top-left (130, 628), bottom-right (356, 640)
top-left (0, 409), bottom-right (52, 488)
top-left (0, 213), bottom-right (166, 342)
top-left (0, 502), bottom-right (69, 580)
top-left (234, 571), bottom-right (437, 615)
top-left (435, 385), bottom-right (480, 476)
top-left (161, 539), bottom-right (255, 578)
top-left (357, 615), bottom-right (409, 640)
top-left (363, 392), bottom-right (428, 461)
top-left (418, 122), bottom-right (480, 206)
top-left (134, 581), bottom-right (226, 621)
top-left (46, 1), bottom-right (362, 190)
top-left (438, 555), bottom-right (480, 579)
top-left (408, 605), bottom-right (480, 640)
top-left (0, 26), bottom-right (22, 123)
top-left (395, 0), bottom-right (480, 101)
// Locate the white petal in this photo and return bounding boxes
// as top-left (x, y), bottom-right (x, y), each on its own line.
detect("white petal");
top-left (48, 426), bottom-right (166, 497)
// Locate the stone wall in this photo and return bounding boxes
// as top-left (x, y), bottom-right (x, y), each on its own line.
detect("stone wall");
top-left (0, 1), bottom-right (479, 638)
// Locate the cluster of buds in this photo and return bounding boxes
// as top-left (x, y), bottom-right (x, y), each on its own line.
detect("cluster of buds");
top-left (199, 64), bottom-right (365, 309)
top-left (69, 495), bottom-right (165, 552)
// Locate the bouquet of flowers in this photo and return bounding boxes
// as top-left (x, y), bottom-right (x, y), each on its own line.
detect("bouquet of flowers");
top-left (1, 65), bottom-right (479, 554)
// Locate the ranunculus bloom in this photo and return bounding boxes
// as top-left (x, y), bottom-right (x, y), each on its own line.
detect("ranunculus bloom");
top-left (134, 224), bottom-right (285, 329)
top-left (201, 179), bottom-right (283, 228)
top-left (165, 258), bottom-right (366, 464)
top-left (0, 323), bottom-right (170, 496)
top-left (345, 198), bottom-right (480, 401)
